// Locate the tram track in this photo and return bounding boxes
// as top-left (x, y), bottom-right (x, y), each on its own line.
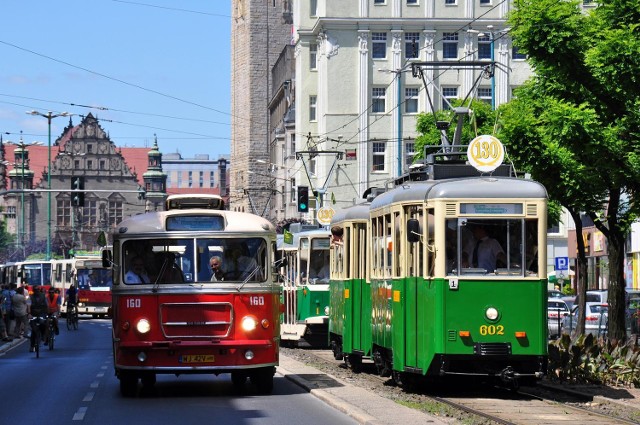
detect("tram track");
top-left (285, 348), bottom-right (640, 425)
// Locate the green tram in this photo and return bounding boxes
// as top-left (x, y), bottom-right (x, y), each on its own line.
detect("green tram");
top-left (329, 176), bottom-right (548, 388)
top-left (277, 224), bottom-right (331, 347)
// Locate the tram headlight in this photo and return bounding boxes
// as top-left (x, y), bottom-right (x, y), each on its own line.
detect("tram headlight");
top-left (324, 306), bottom-right (330, 316)
top-left (136, 318), bottom-right (151, 334)
top-left (485, 307), bottom-right (499, 321)
top-left (241, 316), bottom-right (257, 332)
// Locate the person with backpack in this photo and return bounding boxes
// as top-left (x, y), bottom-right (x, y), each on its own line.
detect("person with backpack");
top-left (28, 286), bottom-right (48, 352)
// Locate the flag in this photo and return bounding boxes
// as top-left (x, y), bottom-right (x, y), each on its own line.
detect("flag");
top-left (283, 229), bottom-right (293, 244)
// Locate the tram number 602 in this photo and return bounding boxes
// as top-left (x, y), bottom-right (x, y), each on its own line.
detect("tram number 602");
top-left (479, 324), bottom-right (504, 336)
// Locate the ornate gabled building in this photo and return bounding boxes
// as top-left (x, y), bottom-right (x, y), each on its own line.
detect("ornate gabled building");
top-left (0, 114), bottom-right (153, 259)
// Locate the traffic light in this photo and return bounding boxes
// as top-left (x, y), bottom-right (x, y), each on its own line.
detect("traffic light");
top-left (71, 176), bottom-right (85, 206)
top-left (297, 186), bottom-right (309, 213)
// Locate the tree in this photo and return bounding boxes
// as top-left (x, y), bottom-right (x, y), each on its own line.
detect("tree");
top-left (498, 0), bottom-right (640, 340)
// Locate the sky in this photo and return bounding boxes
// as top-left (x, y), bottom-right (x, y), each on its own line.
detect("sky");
top-left (0, 1), bottom-right (231, 160)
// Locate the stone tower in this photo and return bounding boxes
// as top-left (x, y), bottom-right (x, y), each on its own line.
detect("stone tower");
top-left (230, 0), bottom-right (292, 216)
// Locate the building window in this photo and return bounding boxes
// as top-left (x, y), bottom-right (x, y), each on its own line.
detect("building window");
top-left (290, 178), bottom-right (296, 203)
top-left (445, 0), bottom-right (456, 5)
top-left (310, 0), bottom-right (317, 16)
top-left (210, 171), bottom-right (215, 188)
top-left (74, 160), bottom-right (80, 169)
top-left (405, 32), bottom-right (420, 59)
top-left (512, 45), bottom-right (527, 60)
top-left (442, 86), bottom-right (458, 110)
top-left (87, 144), bottom-right (93, 153)
top-left (478, 35), bottom-right (491, 60)
top-left (407, 0), bottom-right (418, 4)
top-left (57, 199), bottom-right (71, 227)
top-left (99, 160), bottom-right (105, 170)
top-left (478, 87), bottom-right (492, 104)
top-left (290, 134), bottom-right (296, 157)
top-left (405, 87), bottom-right (419, 113)
top-left (188, 171), bottom-right (193, 188)
top-left (372, 87), bottom-right (386, 113)
top-left (177, 173), bottom-right (182, 188)
top-left (443, 32), bottom-right (458, 59)
top-left (480, 0), bottom-right (490, 4)
top-left (310, 44), bottom-right (317, 70)
top-left (199, 171), bottom-right (204, 188)
top-left (6, 206), bottom-right (16, 219)
top-left (309, 95), bottom-right (317, 121)
top-left (108, 200), bottom-right (123, 227)
top-left (374, 0), bottom-right (385, 3)
top-left (372, 142), bottom-right (386, 171)
top-left (87, 160), bottom-right (93, 170)
top-left (372, 32), bottom-right (387, 59)
top-left (85, 199), bottom-right (98, 227)
top-left (405, 142), bottom-right (416, 167)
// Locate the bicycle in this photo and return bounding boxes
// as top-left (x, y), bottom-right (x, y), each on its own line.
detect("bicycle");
top-left (47, 314), bottom-right (56, 350)
top-left (66, 305), bottom-right (79, 331)
top-left (29, 316), bottom-right (46, 358)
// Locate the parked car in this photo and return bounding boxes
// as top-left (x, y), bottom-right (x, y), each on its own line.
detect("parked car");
top-left (548, 289), bottom-right (564, 299)
top-left (562, 302), bottom-right (608, 337)
top-left (548, 298), bottom-right (570, 339)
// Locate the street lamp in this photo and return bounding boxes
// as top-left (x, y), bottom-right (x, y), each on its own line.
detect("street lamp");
top-left (27, 110), bottom-right (71, 260)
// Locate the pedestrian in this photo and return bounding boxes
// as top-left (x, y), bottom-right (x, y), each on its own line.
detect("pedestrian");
top-left (11, 287), bottom-right (28, 338)
top-left (2, 283), bottom-right (15, 332)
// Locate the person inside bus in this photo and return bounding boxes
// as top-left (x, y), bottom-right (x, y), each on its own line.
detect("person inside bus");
top-left (46, 287), bottom-right (61, 337)
top-left (465, 224), bottom-right (506, 272)
top-left (226, 244), bottom-right (262, 281)
top-left (125, 256), bottom-right (150, 284)
top-left (209, 256), bottom-right (225, 281)
top-left (153, 252), bottom-right (184, 283)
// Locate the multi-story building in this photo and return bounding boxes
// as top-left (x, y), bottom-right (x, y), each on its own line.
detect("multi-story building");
top-left (0, 114), bottom-right (229, 261)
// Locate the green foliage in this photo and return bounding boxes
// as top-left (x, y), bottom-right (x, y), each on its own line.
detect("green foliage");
top-left (548, 335), bottom-right (640, 387)
top-left (414, 99), bottom-right (497, 161)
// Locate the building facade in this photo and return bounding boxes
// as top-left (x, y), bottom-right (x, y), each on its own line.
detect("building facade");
top-left (0, 114), bottom-right (229, 261)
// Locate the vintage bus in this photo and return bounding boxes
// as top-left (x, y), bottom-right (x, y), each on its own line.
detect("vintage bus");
top-left (107, 194), bottom-right (280, 396)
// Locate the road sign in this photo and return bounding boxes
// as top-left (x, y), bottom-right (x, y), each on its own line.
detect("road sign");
top-left (316, 206), bottom-right (335, 226)
top-left (554, 257), bottom-right (569, 271)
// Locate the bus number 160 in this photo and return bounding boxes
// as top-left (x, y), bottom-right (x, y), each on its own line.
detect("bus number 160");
top-left (126, 298), bottom-right (141, 308)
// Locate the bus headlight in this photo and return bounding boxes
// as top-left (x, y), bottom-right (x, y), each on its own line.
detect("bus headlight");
top-left (136, 318), bottom-right (151, 334)
top-left (241, 316), bottom-right (257, 332)
top-left (485, 307), bottom-right (499, 321)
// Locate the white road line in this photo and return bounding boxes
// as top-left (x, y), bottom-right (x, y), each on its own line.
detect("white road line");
top-left (83, 392), bottom-right (95, 402)
top-left (73, 406), bottom-right (88, 421)
top-left (90, 381), bottom-right (100, 388)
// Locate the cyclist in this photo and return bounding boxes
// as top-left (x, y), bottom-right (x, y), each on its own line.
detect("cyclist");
top-left (45, 287), bottom-right (61, 338)
top-left (66, 284), bottom-right (78, 315)
top-left (28, 286), bottom-right (48, 352)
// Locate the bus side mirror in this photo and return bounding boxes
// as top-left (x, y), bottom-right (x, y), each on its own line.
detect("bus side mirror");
top-left (407, 219), bottom-right (421, 243)
top-left (102, 249), bottom-right (113, 268)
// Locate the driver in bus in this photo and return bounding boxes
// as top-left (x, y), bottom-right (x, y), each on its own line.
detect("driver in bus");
top-left (125, 256), bottom-right (150, 284)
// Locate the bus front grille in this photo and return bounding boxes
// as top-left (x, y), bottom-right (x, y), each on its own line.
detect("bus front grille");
top-left (160, 302), bottom-right (233, 338)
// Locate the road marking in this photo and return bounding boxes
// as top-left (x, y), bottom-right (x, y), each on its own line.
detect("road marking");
top-left (90, 381), bottom-right (100, 388)
top-left (73, 406), bottom-right (87, 421)
top-left (83, 392), bottom-right (95, 402)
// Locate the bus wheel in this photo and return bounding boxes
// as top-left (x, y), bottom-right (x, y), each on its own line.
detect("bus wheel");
top-left (119, 372), bottom-right (138, 397)
top-left (251, 367), bottom-right (275, 395)
top-left (231, 372), bottom-right (247, 392)
top-left (141, 372), bottom-right (156, 388)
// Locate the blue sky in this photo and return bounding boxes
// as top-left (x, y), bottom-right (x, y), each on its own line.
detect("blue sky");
top-left (0, 1), bottom-right (231, 159)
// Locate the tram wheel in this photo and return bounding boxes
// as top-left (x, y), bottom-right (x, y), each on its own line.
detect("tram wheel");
top-left (345, 354), bottom-right (362, 373)
top-left (251, 367), bottom-right (275, 395)
top-left (331, 340), bottom-right (344, 361)
top-left (119, 372), bottom-right (138, 397)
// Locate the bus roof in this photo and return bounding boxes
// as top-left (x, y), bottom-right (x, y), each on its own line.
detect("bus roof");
top-left (115, 210), bottom-right (275, 235)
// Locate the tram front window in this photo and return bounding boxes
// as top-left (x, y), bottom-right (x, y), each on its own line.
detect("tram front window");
top-left (446, 219), bottom-right (534, 276)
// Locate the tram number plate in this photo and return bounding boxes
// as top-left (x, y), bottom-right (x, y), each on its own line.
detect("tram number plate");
top-left (180, 354), bottom-right (215, 364)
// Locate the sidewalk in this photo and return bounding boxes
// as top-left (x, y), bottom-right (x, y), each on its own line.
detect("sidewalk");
top-left (277, 353), bottom-right (451, 425)
top-left (0, 336), bottom-right (26, 354)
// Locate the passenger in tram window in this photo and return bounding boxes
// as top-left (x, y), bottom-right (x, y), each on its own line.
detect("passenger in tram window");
top-left (466, 224), bottom-right (506, 272)
top-left (124, 256), bottom-right (151, 284)
top-left (226, 243), bottom-right (261, 281)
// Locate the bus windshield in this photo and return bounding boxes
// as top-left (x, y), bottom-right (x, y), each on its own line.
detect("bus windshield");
top-left (77, 268), bottom-right (112, 290)
top-left (122, 237), bottom-right (268, 284)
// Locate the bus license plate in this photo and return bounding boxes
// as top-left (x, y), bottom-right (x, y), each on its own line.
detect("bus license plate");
top-left (180, 355), bottom-right (214, 364)
top-left (94, 307), bottom-right (107, 312)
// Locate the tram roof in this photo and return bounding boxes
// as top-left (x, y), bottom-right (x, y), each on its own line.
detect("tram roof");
top-left (115, 209), bottom-right (275, 235)
top-left (331, 203), bottom-right (370, 224)
top-left (370, 177), bottom-right (547, 210)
